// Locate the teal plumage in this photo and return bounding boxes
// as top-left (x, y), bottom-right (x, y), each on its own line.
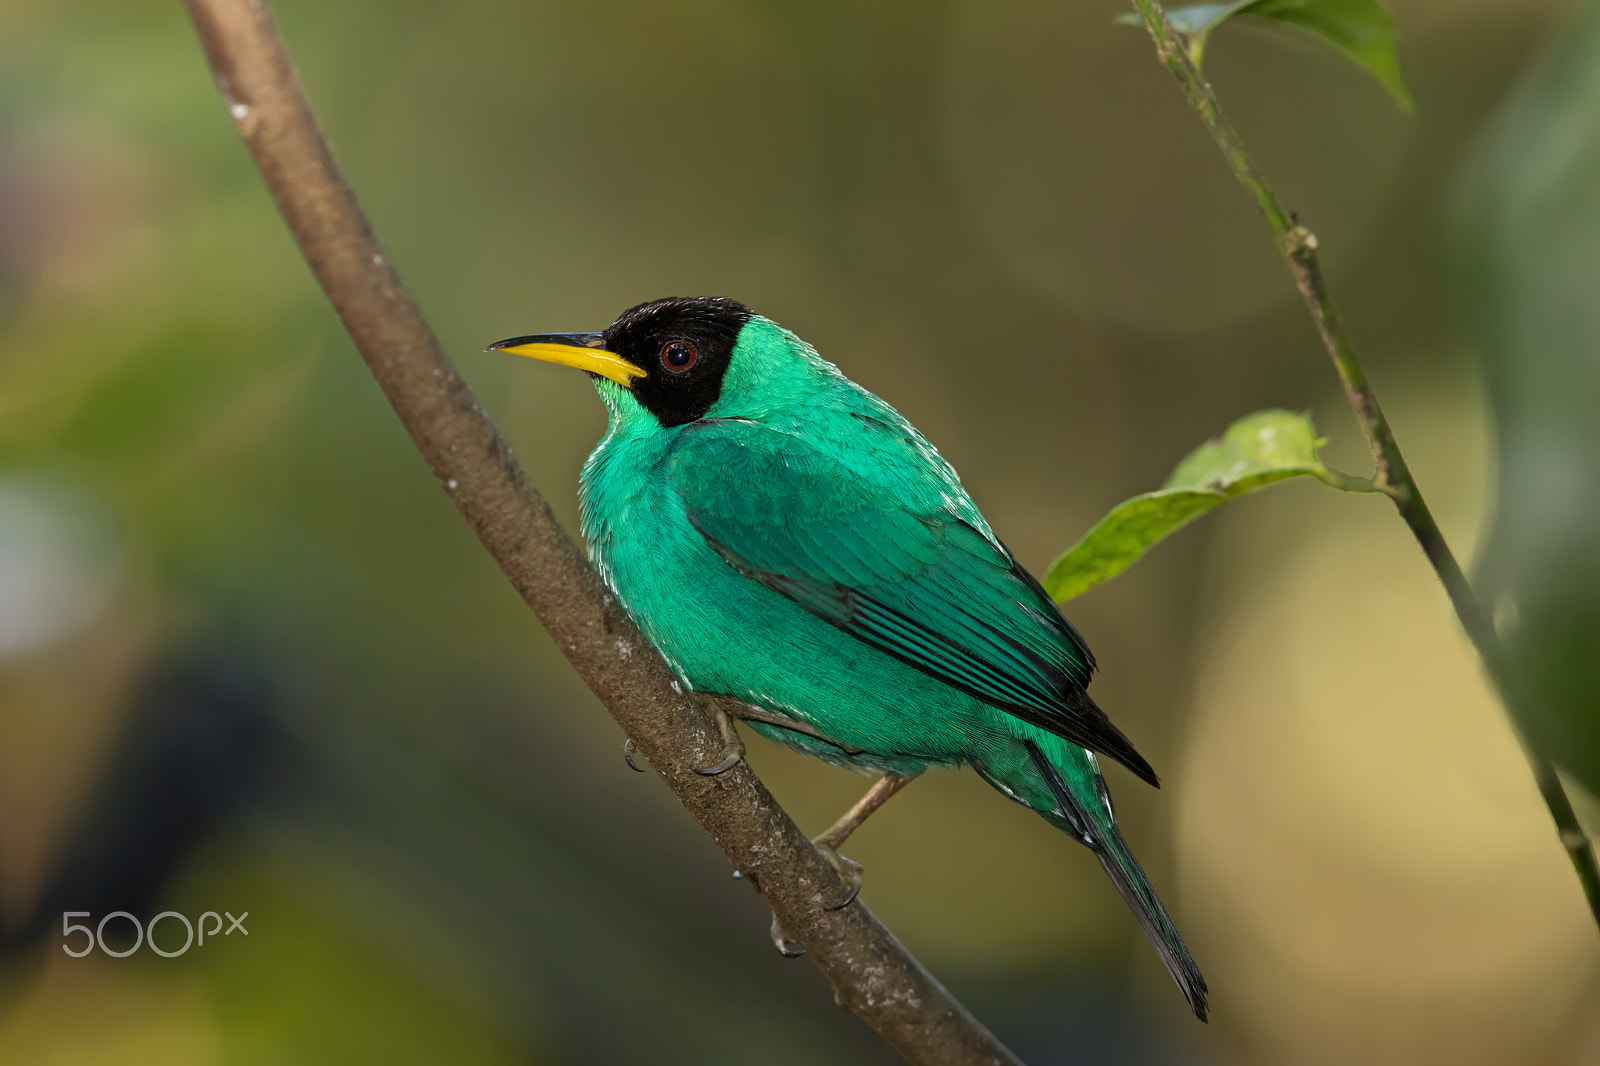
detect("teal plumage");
top-left (494, 297), bottom-right (1207, 1020)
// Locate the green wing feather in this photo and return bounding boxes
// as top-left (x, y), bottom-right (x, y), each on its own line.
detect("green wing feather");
top-left (669, 418), bottom-right (1159, 786)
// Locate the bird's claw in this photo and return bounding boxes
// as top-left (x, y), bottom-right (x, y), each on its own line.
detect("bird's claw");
top-left (813, 841), bottom-right (864, 911)
top-left (770, 914), bottom-right (805, 958)
top-left (826, 878), bottom-right (861, 911)
top-left (623, 737), bottom-right (646, 773)
top-left (696, 747), bottom-right (743, 776)
top-left (765, 845), bottom-right (860, 957)
top-left (694, 704), bottom-right (745, 775)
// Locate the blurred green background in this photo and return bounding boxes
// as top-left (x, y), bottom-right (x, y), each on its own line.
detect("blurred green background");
top-left (1, 0), bottom-right (1598, 1063)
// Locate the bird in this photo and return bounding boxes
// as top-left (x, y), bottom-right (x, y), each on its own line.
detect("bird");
top-left (489, 296), bottom-right (1207, 1020)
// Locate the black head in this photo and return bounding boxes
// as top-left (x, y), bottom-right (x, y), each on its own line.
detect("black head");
top-left (601, 297), bottom-right (753, 427)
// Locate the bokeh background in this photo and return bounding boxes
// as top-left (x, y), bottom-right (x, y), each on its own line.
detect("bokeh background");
top-left (2, 0), bottom-right (1598, 1063)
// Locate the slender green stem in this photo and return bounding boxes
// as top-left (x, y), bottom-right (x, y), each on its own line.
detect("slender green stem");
top-left (1314, 467), bottom-right (1379, 494)
top-left (1128, 0), bottom-right (1600, 927)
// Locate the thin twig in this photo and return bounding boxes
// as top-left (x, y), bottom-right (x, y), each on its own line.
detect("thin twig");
top-left (178, 1), bottom-right (1026, 1061)
top-left (1128, 0), bottom-right (1600, 924)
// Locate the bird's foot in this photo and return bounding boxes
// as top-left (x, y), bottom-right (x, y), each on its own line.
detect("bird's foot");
top-left (770, 914), bottom-right (805, 958)
top-left (622, 737), bottom-right (646, 772)
top-left (802, 771), bottom-right (917, 911)
top-left (763, 831), bottom-right (868, 960)
top-left (766, 842), bottom-right (860, 958)
top-left (694, 702), bottom-right (745, 775)
top-left (811, 840), bottom-right (864, 911)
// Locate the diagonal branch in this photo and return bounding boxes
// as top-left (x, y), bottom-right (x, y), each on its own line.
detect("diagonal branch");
top-left (1127, 0), bottom-right (1600, 926)
top-left (177, 1), bottom-right (1025, 1061)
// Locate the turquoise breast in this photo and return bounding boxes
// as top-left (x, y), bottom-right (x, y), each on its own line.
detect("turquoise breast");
top-left (579, 404), bottom-right (993, 776)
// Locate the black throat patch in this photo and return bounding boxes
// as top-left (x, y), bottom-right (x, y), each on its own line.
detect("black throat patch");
top-left (602, 297), bottom-right (754, 428)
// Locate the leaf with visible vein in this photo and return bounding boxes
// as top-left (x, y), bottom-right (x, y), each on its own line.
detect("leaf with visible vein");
top-left (1043, 409), bottom-right (1373, 603)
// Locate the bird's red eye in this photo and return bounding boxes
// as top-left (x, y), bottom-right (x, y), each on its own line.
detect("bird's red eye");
top-left (662, 341), bottom-right (698, 372)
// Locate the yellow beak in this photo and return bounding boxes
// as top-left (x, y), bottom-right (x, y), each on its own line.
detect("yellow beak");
top-left (485, 332), bottom-right (646, 387)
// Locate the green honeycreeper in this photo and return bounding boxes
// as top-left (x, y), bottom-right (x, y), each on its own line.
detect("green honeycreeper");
top-left (489, 297), bottom-right (1207, 1020)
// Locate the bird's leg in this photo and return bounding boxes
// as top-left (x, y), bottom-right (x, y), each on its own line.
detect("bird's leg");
top-left (769, 772), bottom-right (920, 953)
top-left (695, 693), bottom-right (873, 776)
top-left (693, 700), bottom-right (746, 776)
top-left (704, 694), bottom-right (865, 755)
top-left (815, 771), bottom-right (917, 853)
top-left (812, 772), bottom-right (917, 911)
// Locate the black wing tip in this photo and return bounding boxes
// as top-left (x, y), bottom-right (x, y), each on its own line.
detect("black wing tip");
top-left (1121, 747), bottom-right (1162, 789)
top-left (985, 694), bottom-right (1164, 788)
top-left (1065, 688), bottom-right (1161, 788)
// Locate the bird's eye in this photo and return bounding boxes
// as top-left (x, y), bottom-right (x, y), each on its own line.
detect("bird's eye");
top-left (661, 341), bottom-right (698, 372)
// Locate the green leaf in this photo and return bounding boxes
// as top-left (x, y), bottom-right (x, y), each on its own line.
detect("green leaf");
top-left (1243, 0), bottom-right (1413, 112)
top-left (1042, 409), bottom-right (1371, 602)
top-left (1163, 405), bottom-right (1327, 492)
top-left (1042, 489), bottom-right (1228, 603)
top-left (1116, 0), bottom-right (1413, 113)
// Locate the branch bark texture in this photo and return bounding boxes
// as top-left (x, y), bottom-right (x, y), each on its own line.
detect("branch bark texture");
top-left (179, 1), bottom-right (1025, 1061)
top-left (1128, 0), bottom-right (1600, 924)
